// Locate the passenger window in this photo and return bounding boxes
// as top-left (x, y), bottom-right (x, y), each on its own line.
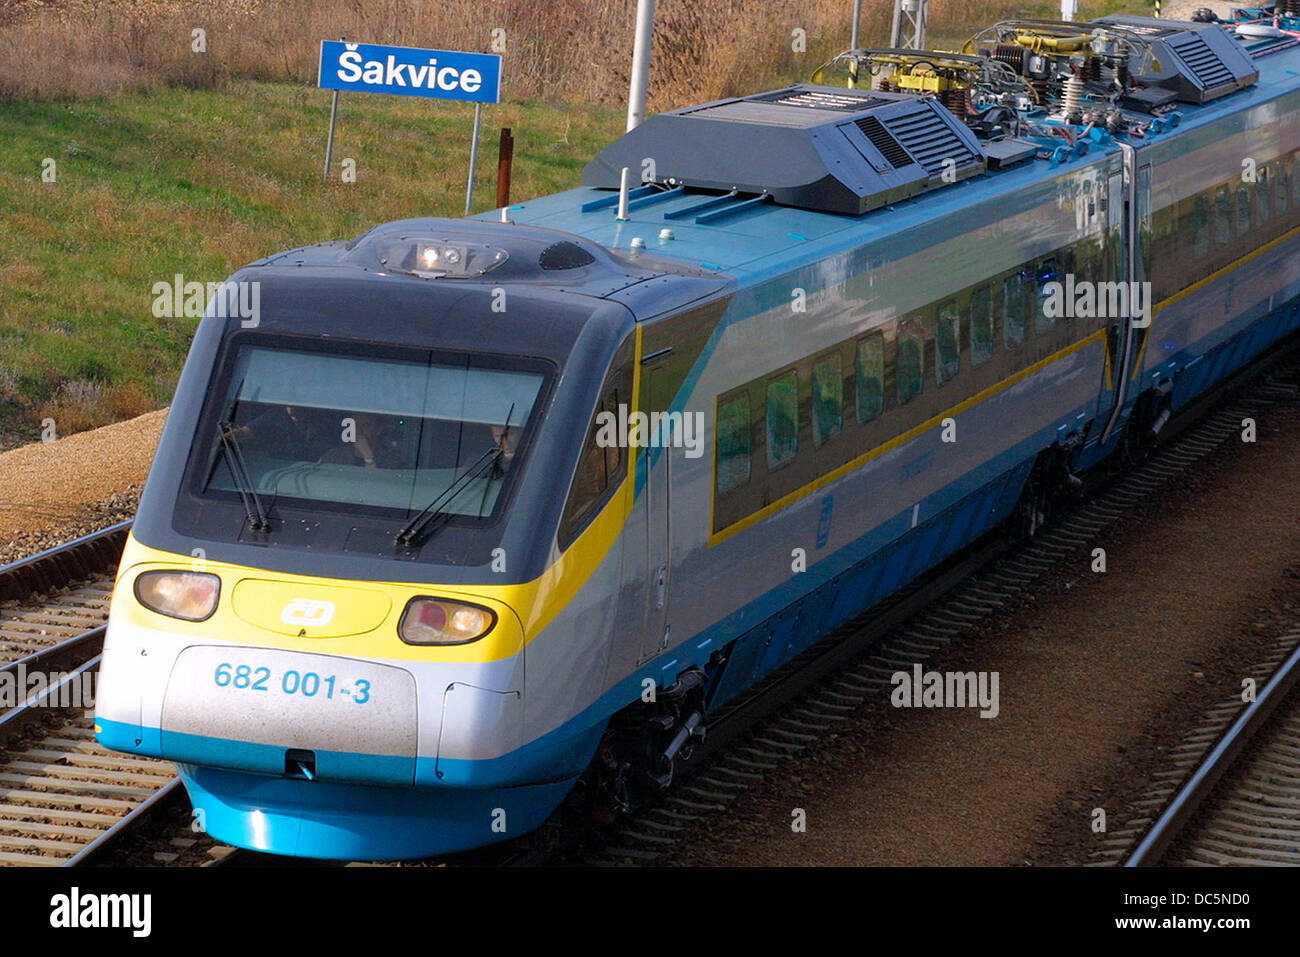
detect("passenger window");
top-left (1191, 196), bottom-right (1211, 259)
top-left (1236, 183), bottom-right (1252, 236)
top-left (1002, 273), bottom-right (1026, 347)
top-left (1276, 162), bottom-right (1290, 217)
top-left (935, 300), bottom-right (960, 384)
top-left (970, 285), bottom-right (994, 365)
top-left (559, 338), bottom-right (632, 547)
top-left (1034, 257), bottom-right (1060, 333)
top-left (854, 334), bottom-right (884, 423)
top-left (1215, 185), bottom-right (1232, 247)
top-left (1256, 169), bottom-right (1270, 225)
top-left (896, 320), bottom-right (924, 405)
top-left (715, 393), bottom-right (751, 493)
top-left (765, 371), bottom-right (799, 469)
top-left (811, 354), bottom-right (842, 447)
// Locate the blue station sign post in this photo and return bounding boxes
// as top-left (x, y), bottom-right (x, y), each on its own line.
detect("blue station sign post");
top-left (318, 41), bottom-right (503, 213)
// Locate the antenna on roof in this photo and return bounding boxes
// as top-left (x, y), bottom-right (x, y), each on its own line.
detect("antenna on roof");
top-left (616, 167), bottom-right (632, 221)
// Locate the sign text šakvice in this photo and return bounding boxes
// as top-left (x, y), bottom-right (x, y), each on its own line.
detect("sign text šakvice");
top-left (319, 41), bottom-right (501, 103)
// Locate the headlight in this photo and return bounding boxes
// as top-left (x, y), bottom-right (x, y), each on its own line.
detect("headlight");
top-left (134, 571), bottom-right (221, 622)
top-left (399, 597), bottom-right (495, 645)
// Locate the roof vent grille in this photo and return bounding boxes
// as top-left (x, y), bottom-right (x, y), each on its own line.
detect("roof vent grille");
top-left (1165, 31), bottom-right (1235, 91)
top-left (882, 110), bottom-right (982, 177)
top-left (754, 88), bottom-right (880, 111)
top-left (854, 116), bottom-right (914, 168)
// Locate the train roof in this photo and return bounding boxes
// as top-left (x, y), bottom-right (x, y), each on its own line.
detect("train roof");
top-left (479, 16), bottom-right (1300, 287)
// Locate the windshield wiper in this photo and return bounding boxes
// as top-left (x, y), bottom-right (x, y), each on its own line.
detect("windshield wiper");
top-left (396, 446), bottom-right (502, 547)
top-left (398, 403), bottom-right (517, 548)
top-left (216, 420), bottom-right (271, 532)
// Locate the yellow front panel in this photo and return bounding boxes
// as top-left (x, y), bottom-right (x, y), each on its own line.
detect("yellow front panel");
top-left (231, 579), bottom-right (392, 638)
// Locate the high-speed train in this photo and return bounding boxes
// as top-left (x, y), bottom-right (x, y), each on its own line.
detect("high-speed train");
top-left (96, 9), bottom-right (1300, 859)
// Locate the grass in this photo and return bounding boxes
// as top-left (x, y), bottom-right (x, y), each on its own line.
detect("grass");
top-left (0, 83), bottom-right (626, 442)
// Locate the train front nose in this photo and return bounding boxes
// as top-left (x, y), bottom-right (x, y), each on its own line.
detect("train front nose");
top-left (94, 560), bottom-right (549, 858)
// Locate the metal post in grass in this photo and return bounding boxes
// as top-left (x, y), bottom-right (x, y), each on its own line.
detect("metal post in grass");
top-left (322, 36), bottom-right (345, 184)
top-left (496, 127), bottom-right (514, 209)
top-left (851, 0), bottom-right (862, 50)
top-left (323, 88), bottom-right (341, 184)
top-left (627, 0), bottom-right (655, 131)
top-left (465, 102), bottom-right (484, 216)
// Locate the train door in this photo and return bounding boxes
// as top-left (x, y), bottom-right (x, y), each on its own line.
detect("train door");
top-left (638, 358), bottom-right (673, 664)
top-left (1131, 162), bottom-right (1154, 373)
top-left (1093, 167), bottom-right (1128, 433)
top-left (1100, 148), bottom-right (1151, 445)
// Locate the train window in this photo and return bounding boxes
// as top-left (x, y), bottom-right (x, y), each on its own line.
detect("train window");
top-left (811, 354), bottom-right (843, 447)
top-left (1191, 196), bottom-right (1211, 260)
top-left (567, 406), bottom-right (613, 531)
top-left (765, 371), bottom-right (799, 469)
top-left (1276, 162), bottom-right (1290, 218)
top-left (1002, 273), bottom-right (1026, 347)
top-left (1256, 169), bottom-right (1270, 225)
top-left (559, 338), bottom-right (633, 547)
top-left (935, 300), bottom-right (960, 385)
top-left (1236, 183), bottom-right (1252, 236)
top-left (715, 393), bottom-right (751, 494)
top-left (199, 341), bottom-right (551, 527)
top-left (897, 320), bottom-right (924, 405)
top-left (855, 334), bottom-right (884, 423)
top-left (1214, 185), bottom-right (1232, 247)
top-left (1034, 258), bottom-right (1059, 333)
top-left (970, 285), bottom-right (994, 365)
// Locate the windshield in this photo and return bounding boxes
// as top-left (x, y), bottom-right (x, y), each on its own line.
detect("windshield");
top-left (195, 339), bottom-right (548, 521)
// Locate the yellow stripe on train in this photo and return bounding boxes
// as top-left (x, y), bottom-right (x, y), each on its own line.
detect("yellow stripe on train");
top-left (114, 466), bottom-right (631, 664)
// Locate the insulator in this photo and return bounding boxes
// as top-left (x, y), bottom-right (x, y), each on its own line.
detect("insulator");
top-left (990, 44), bottom-right (1025, 72)
top-left (1086, 57), bottom-right (1102, 81)
top-left (939, 86), bottom-right (971, 118)
top-left (1286, 0), bottom-right (1300, 15)
top-left (1062, 74), bottom-right (1084, 115)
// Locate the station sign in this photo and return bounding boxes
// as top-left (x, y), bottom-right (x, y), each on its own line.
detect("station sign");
top-left (318, 41), bottom-right (501, 104)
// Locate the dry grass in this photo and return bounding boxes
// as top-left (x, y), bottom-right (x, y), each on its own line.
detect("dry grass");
top-left (34, 379), bottom-right (156, 435)
top-left (0, 0), bottom-right (1088, 107)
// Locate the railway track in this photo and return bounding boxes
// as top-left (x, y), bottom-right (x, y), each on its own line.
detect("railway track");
top-left (0, 520), bottom-right (181, 866)
top-left (1109, 631), bottom-right (1300, 867)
